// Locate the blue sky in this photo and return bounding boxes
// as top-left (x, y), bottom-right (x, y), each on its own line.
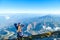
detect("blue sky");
top-left (0, 0), bottom-right (60, 14)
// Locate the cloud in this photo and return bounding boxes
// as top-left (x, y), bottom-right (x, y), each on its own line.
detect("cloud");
top-left (42, 25), bottom-right (46, 29)
top-left (3, 30), bottom-right (15, 39)
top-left (46, 26), bottom-right (53, 31)
top-left (5, 16), bottom-right (10, 20)
top-left (30, 31), bottom-right (38, 35)
top-left (26, 24), bottom-right (32, 32)
top-left (0, 9), bottom-right (60, 15)
top-left (25, 23), bottom-right (38, 35)
top-left (54, 27), bottom-right (60, 31)
top-left (33, 22), bottom-right (37, 28)
top-left (54, 38), bottom-right (57, 40)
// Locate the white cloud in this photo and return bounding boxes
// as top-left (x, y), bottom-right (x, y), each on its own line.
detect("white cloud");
top-left (3, 30), bottom-right (14, 39)
top-left (54, 27), bottom-right (60, 31)
top-left (54, 38), bottom-right (57, 40)
top-left (5, 16), bottom-right (10, 20)
top-left (42, 25), bottom-right (46, 29)
top-left (46, 26), bottom-right (53, 31)
top-left (30, 31), bottom-right (38, 35)
top-left (25, 24), bottom-right (32, 32)
top-left (33, 22), bottom-right (37, 28)
top-left (0, 9), bottom-right (60, 14)
top-left (42, 25), bottom-right (53, 31)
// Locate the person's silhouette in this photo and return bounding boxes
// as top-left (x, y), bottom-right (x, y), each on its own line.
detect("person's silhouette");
top-left (14, 23), bottom-right (24, 40)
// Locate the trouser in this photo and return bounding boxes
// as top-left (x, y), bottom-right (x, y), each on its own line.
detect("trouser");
top-left (17, 36), bottom-right (22, 40)
top-left (17, 32), bottom-right (23, 40)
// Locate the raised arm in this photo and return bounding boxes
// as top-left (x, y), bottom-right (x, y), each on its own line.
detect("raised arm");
top-left (14, 23), bottom-right (18, 30)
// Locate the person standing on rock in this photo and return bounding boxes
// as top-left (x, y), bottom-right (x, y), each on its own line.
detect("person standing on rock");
top-left (14, 23), bottom-right (24, 40)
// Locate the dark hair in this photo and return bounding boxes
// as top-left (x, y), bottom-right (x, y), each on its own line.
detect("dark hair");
top-left (18, 23), bottom-right (20, 25)
top-left (18, 23), bottom-right (20, 26)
